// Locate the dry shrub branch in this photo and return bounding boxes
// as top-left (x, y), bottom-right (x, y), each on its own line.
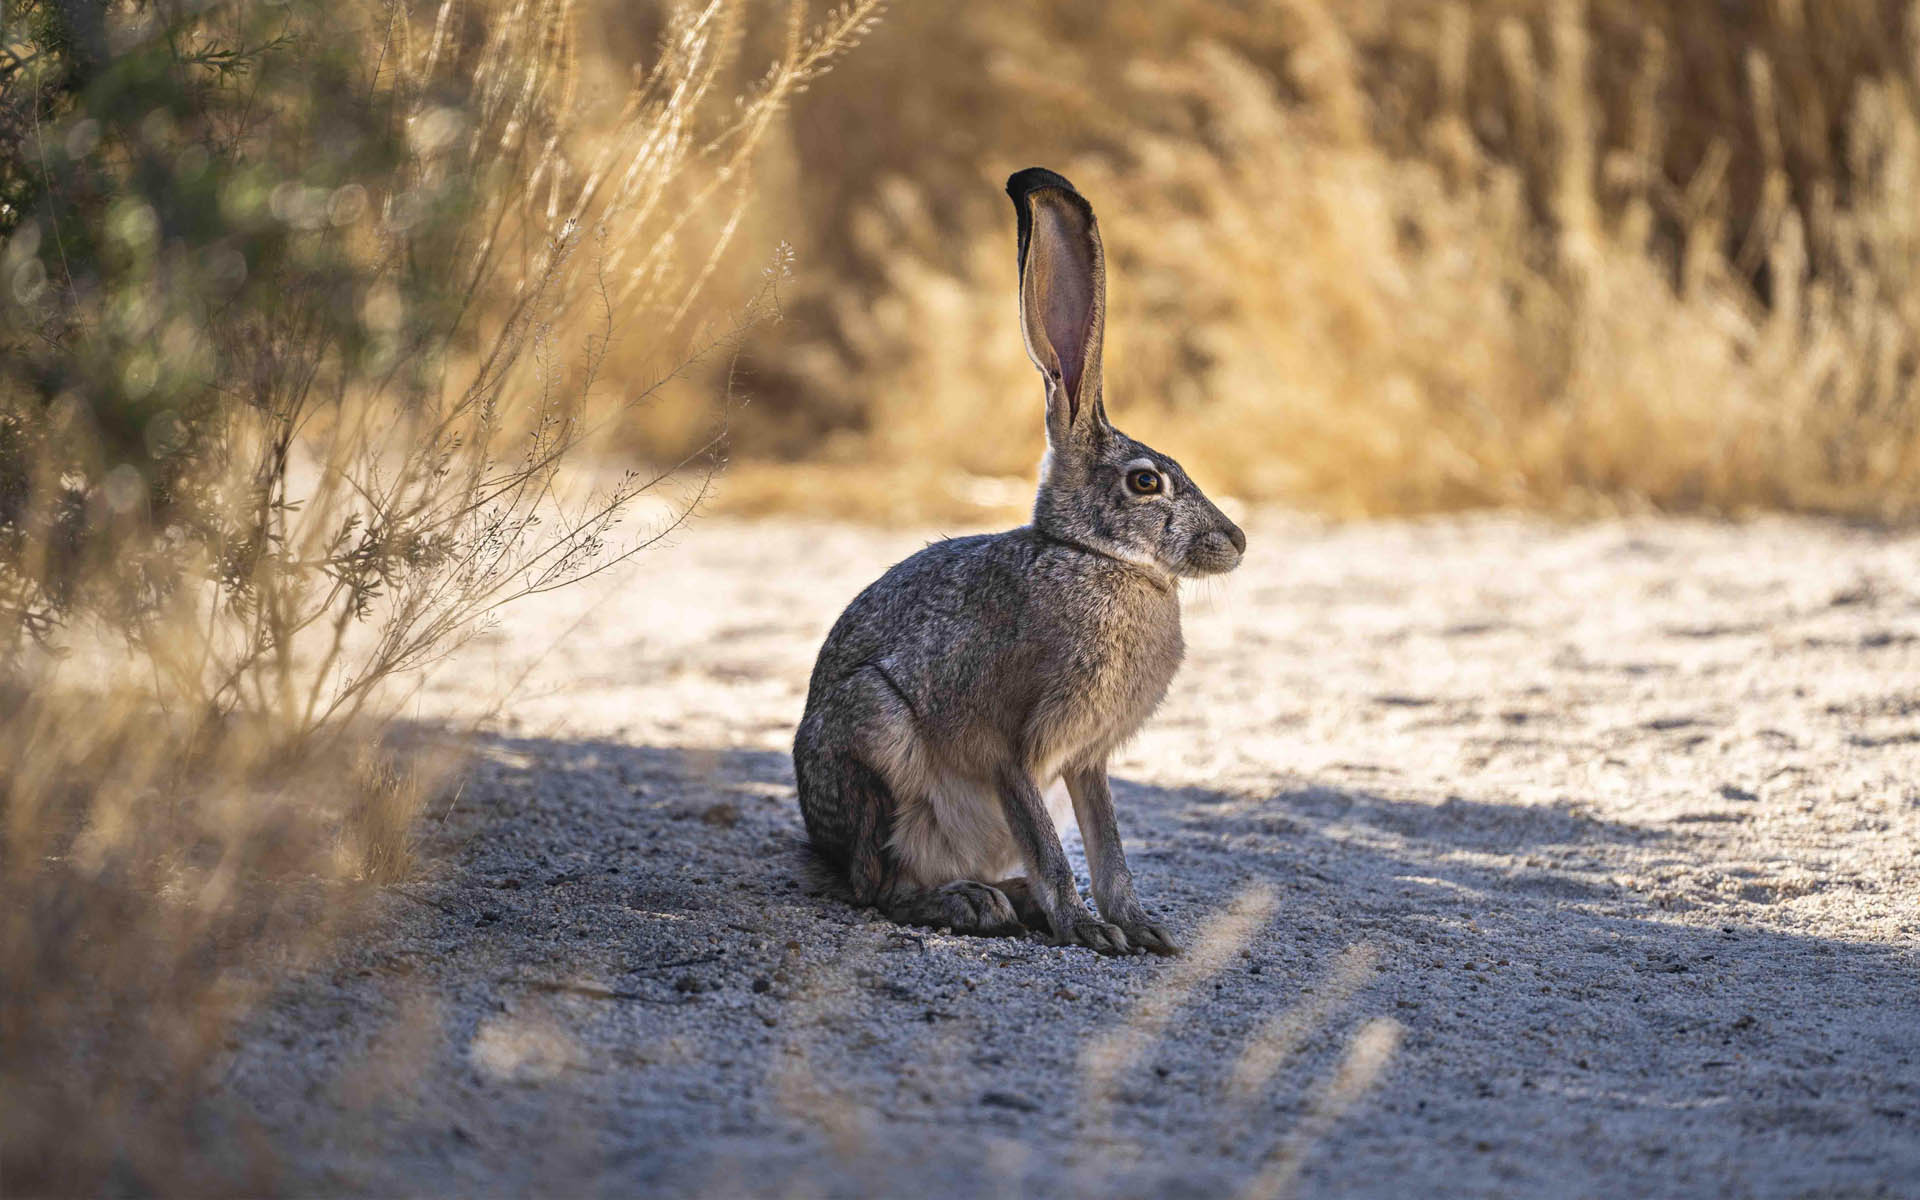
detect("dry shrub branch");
top-left (0, 0), bottom-right (875, 1189)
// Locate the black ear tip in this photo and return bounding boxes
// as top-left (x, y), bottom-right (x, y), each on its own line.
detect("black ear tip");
top-left (1006, 168), bottom-right (1095, 275)
top-left (1006, 167), bottom-right (1082, 205)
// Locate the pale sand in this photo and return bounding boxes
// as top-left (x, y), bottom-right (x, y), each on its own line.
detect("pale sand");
top-left (223, 513), bottom-right (1920, 1197)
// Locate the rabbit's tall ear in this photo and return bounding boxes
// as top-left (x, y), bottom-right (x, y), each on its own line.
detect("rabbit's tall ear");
top-left (1008, 168), bottom-right (1108, 445)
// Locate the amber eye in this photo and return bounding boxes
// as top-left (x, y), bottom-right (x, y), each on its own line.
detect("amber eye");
top-left (1127, 468), bottom-right (1163, 495)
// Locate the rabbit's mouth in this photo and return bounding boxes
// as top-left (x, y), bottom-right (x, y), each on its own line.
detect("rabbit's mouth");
top-left (1180, 526), bottom-right (1246, 576)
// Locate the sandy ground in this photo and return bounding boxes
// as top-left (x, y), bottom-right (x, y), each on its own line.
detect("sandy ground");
top-left (221, 513), bottom-right (1920, 1198)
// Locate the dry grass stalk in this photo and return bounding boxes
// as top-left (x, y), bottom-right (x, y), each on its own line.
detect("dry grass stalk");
top-left (0, 0), bottom-right (876, 1188)
top-left (624, 0), bottom-right (1920, 523)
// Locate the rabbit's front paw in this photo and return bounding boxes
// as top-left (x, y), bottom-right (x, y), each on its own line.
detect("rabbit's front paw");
top-left (1055, 912), bottom-right (1133, 956)
top-left (1111, 912), bottom-right (1181, 957)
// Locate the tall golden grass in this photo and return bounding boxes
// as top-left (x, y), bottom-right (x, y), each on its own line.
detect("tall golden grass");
top-left (633, 0), bottom-right (1920, 521)
top-left (0, 0), bottom-right (873, 1188)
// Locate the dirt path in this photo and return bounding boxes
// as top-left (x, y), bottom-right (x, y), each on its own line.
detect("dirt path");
top-left (223, 514), bottom-right (1920, 1198)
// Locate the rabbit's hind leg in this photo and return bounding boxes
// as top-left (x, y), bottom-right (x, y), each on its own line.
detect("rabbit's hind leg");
top-left (798, 671), bottom-right (1023, 937)
top-left (879, 878), bottom-right (1023, 937)
top-left (794, 703), bottom-right (896, 907)
top-left (794, 722), bottom-right (1019, 935)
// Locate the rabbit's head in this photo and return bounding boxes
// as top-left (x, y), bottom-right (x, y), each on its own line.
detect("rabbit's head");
top-left (1007, 168), bottom-right (1246, 579)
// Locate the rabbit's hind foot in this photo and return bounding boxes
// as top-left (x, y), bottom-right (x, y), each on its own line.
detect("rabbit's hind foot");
top-left (882, 879), bottom-right (1024, 938)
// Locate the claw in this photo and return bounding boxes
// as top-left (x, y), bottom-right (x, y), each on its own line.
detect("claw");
top-left (1126, 923), bottom-right (1182, 956)
top-left (1107, 908), bottom-right (1183, 957)
top-left (1057, 914), bottom-right (1132, 956)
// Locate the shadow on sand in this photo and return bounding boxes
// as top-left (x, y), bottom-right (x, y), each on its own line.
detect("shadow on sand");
top-left (225, 732), bottom-right (1919, 1198)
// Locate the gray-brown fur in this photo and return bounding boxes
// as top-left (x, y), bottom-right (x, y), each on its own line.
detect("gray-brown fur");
top-left (793, 167), bottom-right (1245, 956)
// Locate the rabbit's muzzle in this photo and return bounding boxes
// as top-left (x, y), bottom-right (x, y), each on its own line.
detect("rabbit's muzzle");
top-left (1183, 523), bottom-right (1246, 576)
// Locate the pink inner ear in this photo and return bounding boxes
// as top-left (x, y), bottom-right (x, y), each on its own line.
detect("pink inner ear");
top-left (1035, 204), bottom-right (1094, 403)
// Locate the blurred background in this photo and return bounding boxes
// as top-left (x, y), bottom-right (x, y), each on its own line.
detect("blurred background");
top-left (6, 0), bottom-right (1920, 1189)
top-left (661, 0), bottom-right (1920, 520)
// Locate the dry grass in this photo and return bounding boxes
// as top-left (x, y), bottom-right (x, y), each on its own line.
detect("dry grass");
top-left (0, 0), bottom-right (872, 1189)
top-left (615, 0), bottom-right (1920, 522)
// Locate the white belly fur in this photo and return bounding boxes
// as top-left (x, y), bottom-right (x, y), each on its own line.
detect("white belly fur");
top-left (886, 770), bottom-right (1078, 887)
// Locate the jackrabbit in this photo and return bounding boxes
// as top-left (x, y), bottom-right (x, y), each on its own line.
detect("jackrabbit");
top-left (792, 168), bottom-right (1245, 955)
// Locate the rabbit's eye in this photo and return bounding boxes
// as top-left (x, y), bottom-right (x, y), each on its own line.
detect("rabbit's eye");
top-left (1127, 468), bottom-right (1163, 496)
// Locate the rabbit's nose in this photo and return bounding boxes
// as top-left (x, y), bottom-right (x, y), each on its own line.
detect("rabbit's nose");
top-left (1224, 523), bottom-right (1247, 554)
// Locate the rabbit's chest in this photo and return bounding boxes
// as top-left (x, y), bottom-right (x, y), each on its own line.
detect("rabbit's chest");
top-left (1028, 591), bottom-right (1183, 772)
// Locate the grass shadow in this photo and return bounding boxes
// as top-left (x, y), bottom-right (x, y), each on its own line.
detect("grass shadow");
top-left (216, 731), bottom-right (1920, 1198)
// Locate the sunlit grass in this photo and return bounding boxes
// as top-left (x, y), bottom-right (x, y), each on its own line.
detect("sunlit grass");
top-left (0, 0), bottom-right (875, 1188)
top-left (638, 0), bottom-right (1920, 523)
